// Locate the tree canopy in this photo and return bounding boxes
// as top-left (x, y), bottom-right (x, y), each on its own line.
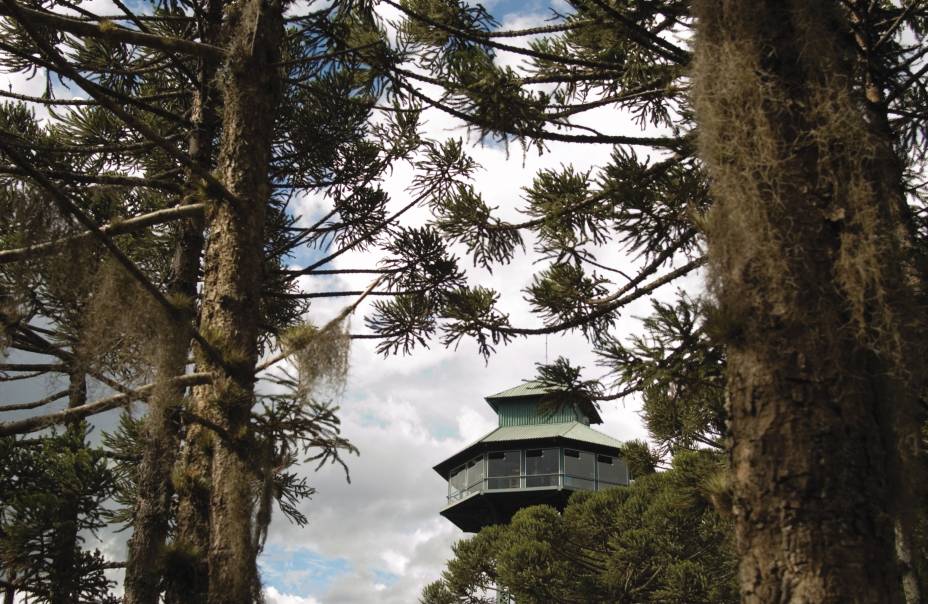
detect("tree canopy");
top-left (422, 450), bottom-right (737, 604)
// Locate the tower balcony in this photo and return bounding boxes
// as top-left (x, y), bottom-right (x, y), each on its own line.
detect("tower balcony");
top-left (435, 422), bottom-right (630, 532)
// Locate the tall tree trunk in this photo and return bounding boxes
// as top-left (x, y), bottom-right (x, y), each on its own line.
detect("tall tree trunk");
top-left (3, 569), bottom-right (15, 604)
top-left (172, 0), bottom-right (283, 601)
top-left (692, 2), bottom-right (925, 602)
top-left (49, 369), bottom-right (86, 604)
top-left (848, 7), bottom-right (927, 602)
top-left (124, 3), bottom-right (223, 602)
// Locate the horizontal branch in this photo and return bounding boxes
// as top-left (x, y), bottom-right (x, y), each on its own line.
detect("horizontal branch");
top-left (0, 362), bottom-right (66, 372)
top-left (590, 231), bottom-right (696, 306)
top-left (256, 276), bottom-right (384, 374)
top-left (583, 0), bottom-right (690, 65)
top-left (0, 372), bottom-right (211, 437)
top-left (269, 289), bottom-right (408, 299)
top-left (0, 88), bottom-right (189, 106)
top-left (296, 268), bottom-right (399, 275)
top-left (0, 132), bottom-right (228, 373)
top-left (394, 75), bottom-right (683, 149)
top-left (478, 20), bottom-right (594, 39)
top-left (0, 388), bottom-right (68, 412)
top-left (382, 0), bottom-right (621, 71)
top-left (284, 190), bottom-right (428, 276)
top-left (495, 256), bottom-right (706, 336)
top-left (0, 203), bottom-right (205, 264)
top-left (0, 164), bottom-right (181, 191)
top-left (0, 3), bottom-right (226, 60)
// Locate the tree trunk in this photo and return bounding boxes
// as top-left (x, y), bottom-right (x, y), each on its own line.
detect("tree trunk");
top-left (49, 369), bottom-right (86, 604)
top-left (176, 0), bottom-right (283, 601)
top-left (692, 2), bottom-right (925, 602)
top-left (3, 570), bottom-right (15, 604)
top-left (124, 3), bottom-right (222, 603)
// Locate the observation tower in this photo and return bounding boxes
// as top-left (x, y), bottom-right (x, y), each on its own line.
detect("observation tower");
top-left (434, 381), bottom-right (629, 533)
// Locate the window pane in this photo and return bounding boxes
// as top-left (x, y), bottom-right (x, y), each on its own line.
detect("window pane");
top-left (525, 449), bottom-right (558, 487)
top-left (487, 451), bottom-right (521, 489)
top-left (596, 455), bottom-right (627, 488)
top-left (466, 456), bottom-right (485, 493)
top-left (449, 466), bottom-right (466, 500)
top-left (564, 449), bottom-right (594, 490)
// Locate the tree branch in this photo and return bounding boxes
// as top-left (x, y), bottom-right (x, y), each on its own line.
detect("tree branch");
top-left (0, 132), bottom-right (227, 373)
top-left (0, 2), bottom-right (226, 59)
top-left (0, 372), bottom-right (211, 436)
top-left (0, 388), bottom-right (68, 412)
top-left (495, 256), bottom-right (706, 336)
top-left (0, 203), bottom-right (205, 264)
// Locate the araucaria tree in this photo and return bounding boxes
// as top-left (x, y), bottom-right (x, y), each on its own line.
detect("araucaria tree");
top-left (2, 0), bottom-right (927, 602)
top-left (381, 0), bottom-right (928, 602)
top-left (693, 2), bottom-right (926, 601)
top-left (0, 0), bottom-right (412, 600)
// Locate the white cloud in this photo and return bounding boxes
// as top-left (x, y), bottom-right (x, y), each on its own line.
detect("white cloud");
top-left (265, 586), bottom-right (322, 604)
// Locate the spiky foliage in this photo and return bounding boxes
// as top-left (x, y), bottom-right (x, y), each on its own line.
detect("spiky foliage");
top-left (0, 428), bottom-right (118, 603)
top-left (599, 292), bottom-right (726, 457)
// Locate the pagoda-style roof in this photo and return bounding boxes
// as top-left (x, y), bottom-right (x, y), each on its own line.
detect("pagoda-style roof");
top-left (482, 422), bottom-right (623, 447)
top-left (484, 380), bottom-right (603, 425)
top-left (434, 421), bottom-right (622, 478)
top-left (434, 380), bottom-right (628, 532)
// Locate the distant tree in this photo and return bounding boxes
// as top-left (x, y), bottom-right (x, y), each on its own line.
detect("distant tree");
top-left (422, 450), bottom-right (737, 604)
top-left (0, 427), bottom-right (118, 604)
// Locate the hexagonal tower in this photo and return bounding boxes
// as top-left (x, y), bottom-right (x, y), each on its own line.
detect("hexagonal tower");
top-left (434, 381), bottom-right (629, 533)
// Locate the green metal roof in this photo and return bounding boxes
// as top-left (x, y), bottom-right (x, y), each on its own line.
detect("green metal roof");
top-left (480, 422), bottom-right (623, 448)
top-left (484, 380), bottom-right (603, 425)
top-left (434, 420), bottom-right (623, 476)
top-left (485, 380), bottom-right (552, 400)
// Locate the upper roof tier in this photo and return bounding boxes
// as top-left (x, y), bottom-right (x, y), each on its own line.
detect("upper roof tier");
top-left (484, 380), bottom-right (604, 426)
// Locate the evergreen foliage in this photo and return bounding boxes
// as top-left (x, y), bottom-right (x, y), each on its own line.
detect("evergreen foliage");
top-left (0, 0), bottom-right (925, 600)
top-left (0, 427), bottom-right (118, 603)
top-left (422, 450), bottom-right (737, 604)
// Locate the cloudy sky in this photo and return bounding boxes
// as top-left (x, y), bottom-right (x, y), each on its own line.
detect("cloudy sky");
top-left (257, 0), bottom-right (680, 595)
top-left (1, 0), bottom-right (695, 601)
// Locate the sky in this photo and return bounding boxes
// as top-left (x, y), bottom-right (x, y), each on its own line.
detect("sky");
top-left (0, 0), bottom-right (696, 601)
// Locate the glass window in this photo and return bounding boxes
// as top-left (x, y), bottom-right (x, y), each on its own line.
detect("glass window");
top-left (563, 449), bottom-right (595, 491)
top-left (596, 454), bottom-right (627, 488)
top-left (465, 456), bottom-right (485, 493)
top-left (449, 465), bottom-right (466, 500)
top-left (487, 451), bottom-right (521, 489)
top-left (525, 448), bottom-right (559, 487)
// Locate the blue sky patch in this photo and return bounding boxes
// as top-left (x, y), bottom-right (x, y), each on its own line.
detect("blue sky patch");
top-left (259, 544), bottom-right (352, 597)
top-left (373, 568), bottom-right (400, 588)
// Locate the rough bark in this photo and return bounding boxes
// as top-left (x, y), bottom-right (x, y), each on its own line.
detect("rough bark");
top-left (124, 3), bottom-right (222, 603)
top-left (169, 0), bottom-right (283, 601)
top-left (49, 369), bottom-right (86, 604)
top-left (692, 2), bottom-right (925, 602)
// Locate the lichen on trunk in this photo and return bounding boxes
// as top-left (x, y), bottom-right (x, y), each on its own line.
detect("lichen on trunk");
top-left (124, 2), bottom-right (223, 602)
top-left (692, 1), bottom-right (926, 602)
top-left (168, 0), bottom-right (285, 601)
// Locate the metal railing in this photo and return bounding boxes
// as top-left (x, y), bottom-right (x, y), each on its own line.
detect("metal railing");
top-left (447, 472), bottom-right (623, 503)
